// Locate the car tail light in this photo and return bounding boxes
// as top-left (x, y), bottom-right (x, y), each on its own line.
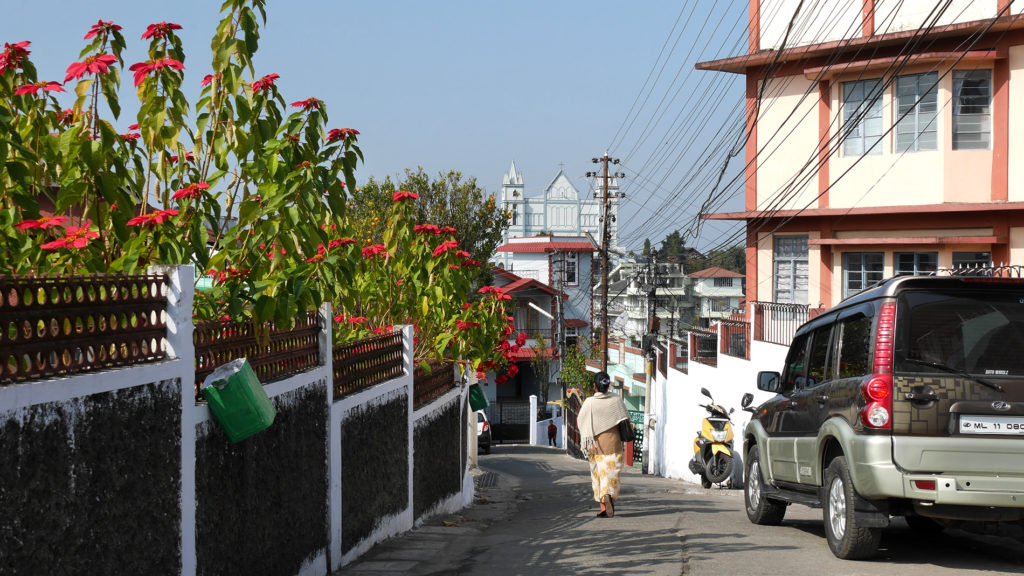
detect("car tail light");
top-left (913, 479), bottom-right (936, 490)
top-left (861, 302), bottom-right (896, 429)
top-left (481, 421), bottom-right (489, 433)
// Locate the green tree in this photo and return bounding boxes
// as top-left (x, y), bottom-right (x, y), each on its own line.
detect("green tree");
top-left (528, 332), bottom-right (554, 407)
top-left (559, 337), bottom-right (595, 398)
top-left (352, 168), bottom-right (509, 285)
top-left (642, 238), bottom-right (651, 256)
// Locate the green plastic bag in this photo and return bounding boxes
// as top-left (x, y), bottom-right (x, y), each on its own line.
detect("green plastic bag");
top-left (468, 383), bottom-right (488, 411)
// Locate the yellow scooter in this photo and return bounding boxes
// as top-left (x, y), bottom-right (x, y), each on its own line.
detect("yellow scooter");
top-left (688, 387), bottom-right (736, 488)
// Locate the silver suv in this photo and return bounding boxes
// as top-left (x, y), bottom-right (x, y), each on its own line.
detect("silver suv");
top-left (742, 275), bottom-right (1024, 559)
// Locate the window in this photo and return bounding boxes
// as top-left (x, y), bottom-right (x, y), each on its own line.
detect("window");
top-left (564, 252), bottom-right (578, 286)
top-left (508, 203), bottom-right (518, 226)
top-left (564, 326), bottom-right (578, 349)
top-left (774, 236), bottom-right (809, 304)
top-left (781, 334), bottom-right (809, 392)
top-left (953, 251), bottom-right (991, 274)
top-left (842, 79), bottom-right (884, 156)
top-left (895, 252), bottom-right (937, 276)
top-left (953, 70), bottom-right (991, 150)
top-left (837, 313), bottom-right (872, 379)
top-left (806, 327), bottom-right (833, 387)
top-left (843, 252), bottom-right (884, 298)
top-left (896, 72), bottom-right (938, 152)
top-left (713, 277), bottom-right (733, 288)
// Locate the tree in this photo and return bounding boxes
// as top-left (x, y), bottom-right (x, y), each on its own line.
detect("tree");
top-left (352, 168), bottom-right (509, 286)
top-left (528, 332), bottom-right (554, 407)
top-left (559, 337), bottom-right (596, 398)
top-left (642, 238), bottom-right (651, 256)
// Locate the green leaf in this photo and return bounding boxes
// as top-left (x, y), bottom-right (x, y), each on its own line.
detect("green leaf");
top-left (254, 294), bottom-right (276, 322)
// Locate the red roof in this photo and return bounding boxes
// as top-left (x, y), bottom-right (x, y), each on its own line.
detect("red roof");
top-left (510, 347), bottom-right (554, 361)
top-left (565, 318), bottom-right (588, 328)
top-left (496, 240), bottom-right (595, 253)
top-left (501, 277), bottom-right (558, 296)
top-left (689, 266), bottom-right (744, 278)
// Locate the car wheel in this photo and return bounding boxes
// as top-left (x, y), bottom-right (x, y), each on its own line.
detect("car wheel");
top-left (823, 456), bottom-right (881, 559)
top-left (744, 445), bottom-right (786, 525)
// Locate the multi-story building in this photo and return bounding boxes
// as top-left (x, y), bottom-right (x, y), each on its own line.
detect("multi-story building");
top-left (689, 267), bottom-right (746, 328)
top-left (699, 1), bottom-right (1024, 312)
top-left (603, 259), bottom-right (695, 345)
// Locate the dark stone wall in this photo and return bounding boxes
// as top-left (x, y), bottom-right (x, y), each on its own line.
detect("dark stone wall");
top-left (0, 379), bottom-right (182, 575)
top-left (413, 398), bottom-right (463, 519)
top-left (341, 389), bottom-right (409, 554)
top-left (195, 381), bottom-right (328, 576)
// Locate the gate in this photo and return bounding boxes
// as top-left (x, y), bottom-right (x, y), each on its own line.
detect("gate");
top-left (628, 410), bottom-right (644, 468)
top-left (484, 400), bottom-right (531, 444)
top-left (565, 391), bottom-right (583, 458)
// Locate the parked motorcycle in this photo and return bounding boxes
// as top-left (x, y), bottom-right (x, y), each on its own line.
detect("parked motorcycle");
top-left (688, 387), bottom-right (740, 488)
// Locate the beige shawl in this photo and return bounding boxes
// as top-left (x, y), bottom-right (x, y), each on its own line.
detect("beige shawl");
top-left (578, 392), bottom-right (629, 453)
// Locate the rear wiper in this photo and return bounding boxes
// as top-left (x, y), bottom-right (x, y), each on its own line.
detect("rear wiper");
top-left (903, 358), bottom-right (1005, 393)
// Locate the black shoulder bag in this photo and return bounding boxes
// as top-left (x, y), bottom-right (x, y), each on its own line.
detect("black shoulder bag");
top-left (618, 419), bottom-right (636, 442)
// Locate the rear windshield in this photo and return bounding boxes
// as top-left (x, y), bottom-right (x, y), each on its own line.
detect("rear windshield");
top-left (898, 290), bottom-right (1024, 376)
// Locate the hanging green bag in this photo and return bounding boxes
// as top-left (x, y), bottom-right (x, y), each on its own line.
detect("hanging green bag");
top-left (468, 383), bottom-right (488, 411)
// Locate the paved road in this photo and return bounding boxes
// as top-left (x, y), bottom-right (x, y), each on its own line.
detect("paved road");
top-left (340, 444), bottom-right (1024, 575)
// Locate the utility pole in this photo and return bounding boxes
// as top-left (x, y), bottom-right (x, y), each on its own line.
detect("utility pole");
top-left (641, 254), bottom-right (661, 474)
top-left (586, 153), bottom-right (623, 373)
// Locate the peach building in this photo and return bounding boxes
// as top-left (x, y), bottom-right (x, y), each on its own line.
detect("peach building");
top-left (699, 0), bottom-right (1024, 309)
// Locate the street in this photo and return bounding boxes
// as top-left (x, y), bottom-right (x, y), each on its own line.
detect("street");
top-left (341, 445), bottom-right (1024, 575)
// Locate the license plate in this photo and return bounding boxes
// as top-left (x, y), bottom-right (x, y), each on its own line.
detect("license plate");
top-left (958, 414), bottom-right (1024, 435)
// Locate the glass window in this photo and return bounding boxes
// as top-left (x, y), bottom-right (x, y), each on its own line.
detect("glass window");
top-left (843, 252), bottom-right (884, 299)
top-left (896, 72), bottom-right (938, 152)
top-left (842, 79), bottom-right (884, 156)
top-left (713, 277), bottom-right (732, 287)
top-left (953, 70), bottom-right (991, 150)
top-left (781, 333), bottom-right (810, 392)
top-left (806, 327), bottom-right (833, 387)
top-left (774, 236), bottom-right (809, 304)
top-left (895, 252), bottom-right (937, 276)
top-left (564, 252), bottom-right (578, 285)
top-left (953, 251), bottom-right (991, 274)
top-left (838, 314), bottom-right (872, 379)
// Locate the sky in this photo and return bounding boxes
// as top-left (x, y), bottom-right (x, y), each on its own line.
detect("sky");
top-left (1, 0), bottom-right (750, 253)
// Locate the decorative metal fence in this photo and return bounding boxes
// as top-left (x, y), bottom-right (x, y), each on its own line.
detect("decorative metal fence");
top-left (751, 301), bottom-right (809, 346)
top-left (194, 311), bottom-right (321, 400)
top-left (670, 338), bottom-right (688, 373)
top-left (1, 274), bottom-right (169, 385)
top-left (719, 321), bottom-right (750, 359)
top-left (690, 330), bottom-right (718, 367)
top-left (334, 331), bottom-right (405, 400)
top-left (412, 359), bottom-right (457, 408)
top-left (484, 400), bottom-right (531, 444)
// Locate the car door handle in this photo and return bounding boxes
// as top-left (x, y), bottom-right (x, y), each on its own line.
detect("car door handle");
top-left (785, 400), bottom-right (799, 410)
top-left (817, 394), bottom-right (829, 403)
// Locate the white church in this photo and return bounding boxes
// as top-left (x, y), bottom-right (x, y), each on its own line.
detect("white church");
top-left (493, 161), bottom-right (621, 270)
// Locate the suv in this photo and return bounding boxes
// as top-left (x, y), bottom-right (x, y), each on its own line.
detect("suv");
top-left (742, 275), bottom-right (1024, 559)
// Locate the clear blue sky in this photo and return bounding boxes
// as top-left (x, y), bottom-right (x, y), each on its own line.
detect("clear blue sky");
top-left (1, 1), bottom-right (748, 252)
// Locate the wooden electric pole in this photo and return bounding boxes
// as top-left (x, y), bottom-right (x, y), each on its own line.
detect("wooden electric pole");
top-left (586, 153), bottom-right (623, 373)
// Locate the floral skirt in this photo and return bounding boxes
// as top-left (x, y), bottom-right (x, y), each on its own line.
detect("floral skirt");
top-left (588, 452), bottom-right (624, 502)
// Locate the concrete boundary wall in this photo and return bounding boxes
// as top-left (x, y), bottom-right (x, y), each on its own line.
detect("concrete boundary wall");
top-left (0, 268), bottom-right (472, 576)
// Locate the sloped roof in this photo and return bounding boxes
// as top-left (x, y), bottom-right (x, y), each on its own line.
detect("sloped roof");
top-left (496, 239), bottom-right (596, 253)
top-left (565, 318), bottom-right (588, 328)
top-left (689, 266), bottom-right (744, 278)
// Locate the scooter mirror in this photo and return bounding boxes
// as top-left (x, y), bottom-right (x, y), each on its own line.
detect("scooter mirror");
top-left (700, 387), bottom-right (712, 399)
top-left (741, 393), bottom-right (754, 408)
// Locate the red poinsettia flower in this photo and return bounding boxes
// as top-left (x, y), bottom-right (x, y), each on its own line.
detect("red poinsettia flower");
top-left (439, 226), bottom-right (457, 236)
top-left (128, 58), bottom-right (184, 87)
top-left (40, 222), bottom-right (99, 250)
top-left (326, 127), bottom-right (359, 142)
top-left (506, 364), bottom-right (520, 377)
top-left (456, 320), bottom-right (481, 331)
top-left (291, 97), bottom-right (321, 110)
top-left (169, 152), bottom-right (194, 163)
top-left (0, 41), bottom-right (30, 74)
top-left (361, 244), bottom-right (388, 259)
top-left (432, 240), bottom-right (459, 258)
top-left (64, 54), bottom-right (118, 82)
top-left (414, 224), bottom-right (441, 235)
top-left (455, 250), bottom-right (471, 258)
top-left (462, 259), bottom-right (481, 267)
top-left (250, 73), bottom-right (279, 92)
top-left (348, 316), bottom-right (368, 324)
top-left (14, 81), bottom-right (64, 96)
top-left (327, 237), bottom-right (356, 250)
top-left (84, 20), bottom-right (121, 40)
top-left (127, 208), bottom-right (179, 228)
top-left (515, 332), bottom-right (528, 347)
top-left (141, 21), bottom-right (182, 40)
top-left (15, 215), bottom-right (68, 231)
top-left (333, 313), bottom-right (345, 324)
top-left (128, 123), bottom-right (139, 130)
top-left (392, 190), bottom-right (419, 202)
top-left (120, 132), bottom-right (140, 141)
top-left (283, 133), bottom-right (299, 142)
top-left (172, 182), bottom-right (209, 200)
top-left (200, 73), bottom-right (219, 87)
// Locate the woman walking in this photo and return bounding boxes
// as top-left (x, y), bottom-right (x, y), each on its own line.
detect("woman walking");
top-left (578, 371), bottom-right (630, 518)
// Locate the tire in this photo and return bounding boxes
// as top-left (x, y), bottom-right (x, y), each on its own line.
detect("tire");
top-left (744, 445), bottom-right (786, 525)
top-left (701, 476), bottom-right (712, 489)
top-left (823, 456), bottom-right (881, 559)
top-left (705, 451), bottom-right (734, 483)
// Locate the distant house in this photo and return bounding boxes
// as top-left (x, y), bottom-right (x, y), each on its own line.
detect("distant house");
top-left (601, 258), bottom-right (695, 346)
top-left (688, 267), bottom-right (745, 328)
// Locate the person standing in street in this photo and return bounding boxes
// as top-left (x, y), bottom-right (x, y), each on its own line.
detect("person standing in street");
top-left (547, 420), bottom-right (558, 446)
top-left (577, 371), bottom-right (629, 518)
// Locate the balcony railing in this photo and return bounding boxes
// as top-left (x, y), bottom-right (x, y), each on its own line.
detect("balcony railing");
top-left (751, 301), bottom-right (810, 346)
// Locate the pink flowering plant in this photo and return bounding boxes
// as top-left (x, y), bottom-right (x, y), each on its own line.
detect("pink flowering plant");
top-left (0, 1), bottom-right (511, 371)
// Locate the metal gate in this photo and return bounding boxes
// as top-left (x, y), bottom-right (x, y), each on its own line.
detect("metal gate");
top-left (484, 400), bottom-right (531, 444)
top-left (565, 391), bottom-right (583, 458)
top-left (628, 410), bottom-right (644, 468)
